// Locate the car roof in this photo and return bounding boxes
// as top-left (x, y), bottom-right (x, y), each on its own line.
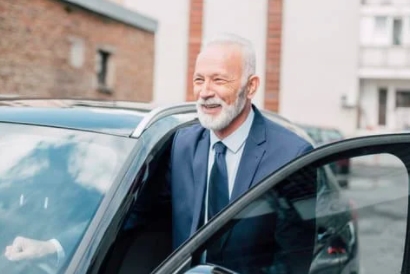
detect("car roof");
top-left (261, 111), bottom-right (316, 146)
top-left (0, 98), bottom-right (315, 144)
top-left (298, 123), bottom-right (341, 132)
top-left (0, 98), bottom-right (152, 136)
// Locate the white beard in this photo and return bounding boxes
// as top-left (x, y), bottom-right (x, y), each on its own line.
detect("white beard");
top-left (196, 87), bottom-right (247, 131)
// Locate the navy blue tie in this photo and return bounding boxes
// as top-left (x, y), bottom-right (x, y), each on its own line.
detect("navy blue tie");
top-left (208, 141), bottom-right (229, 220)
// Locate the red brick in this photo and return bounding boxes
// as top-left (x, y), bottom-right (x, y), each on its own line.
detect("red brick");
top-left (264, 0), bottom-right (283, 112)
top-left (185, 0), bottom-right (204, 100)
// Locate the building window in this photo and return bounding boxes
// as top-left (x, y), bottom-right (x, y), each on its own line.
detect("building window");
top-left (372, 16), bottom-right (388, 45)
top-left (96, 49), bottom-right (114, 93)
top-left (393, 18), bottom-right (403, 45)
top-left (97, 50), bottom-right (110, 86)
top-left (69, 38), bottom-right (84, 68)
top-left (396, 90), bottom-right (410, 107)
top-left (378, 88), bottom-right (388, 126)
top-left (375, 16), bottom-right (387, 31)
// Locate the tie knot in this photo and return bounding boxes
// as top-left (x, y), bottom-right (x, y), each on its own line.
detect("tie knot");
top-left (214, 141), bottom-right (227, 154)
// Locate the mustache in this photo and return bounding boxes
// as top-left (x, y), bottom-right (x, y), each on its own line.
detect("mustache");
top-left (196, 98), bottom-right (225, 105)
top-left (197, 85), bottom-right (247, 105)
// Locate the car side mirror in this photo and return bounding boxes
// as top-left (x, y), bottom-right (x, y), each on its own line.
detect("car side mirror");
top-left (184, 264), bottom-right (238, 274)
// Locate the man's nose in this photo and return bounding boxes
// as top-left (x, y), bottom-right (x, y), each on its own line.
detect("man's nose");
top-left (199, 82), bottom-right (215, 99)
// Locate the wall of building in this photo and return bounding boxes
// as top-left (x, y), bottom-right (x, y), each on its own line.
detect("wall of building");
top-left (124, 0), bottom-right (190, 104)
top-left (280, 0), bottom-right (361, 136)
top-left (0, 0), bottom-right (155, 101)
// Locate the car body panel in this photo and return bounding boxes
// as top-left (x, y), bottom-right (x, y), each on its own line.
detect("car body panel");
top-left (0, 99), bottom-right (151, 136)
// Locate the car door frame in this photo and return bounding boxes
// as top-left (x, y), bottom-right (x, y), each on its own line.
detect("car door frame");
top-left (65, 114), bottom-right (199, 273)
top-left (152, 133), bottom-right (410, 274)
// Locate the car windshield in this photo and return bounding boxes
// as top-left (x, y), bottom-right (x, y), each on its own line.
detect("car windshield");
top-left (0, 122), bottom-right (135, 273)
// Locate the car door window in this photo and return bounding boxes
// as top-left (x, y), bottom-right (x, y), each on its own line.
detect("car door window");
top-left (335, 153), bottom-right (408, 274)
top-left (157, 137), bottom-right (410, 274)
top-left (189, 165), bottom-right (318, 274)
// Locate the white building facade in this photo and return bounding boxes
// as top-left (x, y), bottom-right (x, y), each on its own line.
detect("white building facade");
top-left (280, 0), bottom-right (360, 137)
top-left (114, 0), bottom-right (366, 137)
top-left (122, 0), bottom-right (272, 109)
top-left (359, 0), bottom-right (410, 134)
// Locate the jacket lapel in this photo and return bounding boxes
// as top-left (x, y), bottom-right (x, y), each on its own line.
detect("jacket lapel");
top-left (230, 108), bottom-right (267, 201)
top-left (190, 129), bottom-right (210, 235)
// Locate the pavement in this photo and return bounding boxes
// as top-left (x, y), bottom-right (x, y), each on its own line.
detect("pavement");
top-left (337, 163), bottom-right (408, 274)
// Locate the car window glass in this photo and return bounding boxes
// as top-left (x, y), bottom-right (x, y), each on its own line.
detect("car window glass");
top-left (0, 123), bottom-right (135, 273)
top-left (136, 113), bottom-right (197, 159)
top-left (188, 151), bottom-right (409, 274)
top-left (334, 153), bottom-right (408, 274)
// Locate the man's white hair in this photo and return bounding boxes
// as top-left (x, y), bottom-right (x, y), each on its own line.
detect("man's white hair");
top-left (202, 33), bottom-right (256, 85)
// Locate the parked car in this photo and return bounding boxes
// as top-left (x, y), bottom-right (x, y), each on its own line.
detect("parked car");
top-left (2, 98), bottom-right (410, 274)
top-left (298, 125), bottom-right (351, 188)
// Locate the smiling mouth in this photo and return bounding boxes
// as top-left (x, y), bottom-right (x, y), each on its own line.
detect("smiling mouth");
top-left (202, 104), bottom-right (221, 109)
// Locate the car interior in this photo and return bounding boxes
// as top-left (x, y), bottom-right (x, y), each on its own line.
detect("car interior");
top-left (98, 124), bottom-right (191, 274)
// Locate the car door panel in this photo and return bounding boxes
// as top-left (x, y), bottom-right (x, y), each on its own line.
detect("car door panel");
top-left (153, 134), bottom-right (410, 274)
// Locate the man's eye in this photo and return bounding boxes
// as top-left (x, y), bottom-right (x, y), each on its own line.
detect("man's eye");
top-left (214, 79), bottom-right (226, 84)
top-left (194, 78), bottom-right (204, 83)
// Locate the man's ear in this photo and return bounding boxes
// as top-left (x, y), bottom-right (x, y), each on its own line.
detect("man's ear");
top-left (246, 75), bottom-right (260, 100)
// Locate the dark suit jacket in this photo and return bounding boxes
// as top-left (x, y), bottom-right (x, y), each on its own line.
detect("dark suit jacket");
top-left (169, 106), bottom-right (315, 273)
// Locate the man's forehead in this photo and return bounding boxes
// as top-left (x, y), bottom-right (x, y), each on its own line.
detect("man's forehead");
top-left (195, 44), bottom-right (243, 73)
top-left (198, 43), bottom-right (242, 60)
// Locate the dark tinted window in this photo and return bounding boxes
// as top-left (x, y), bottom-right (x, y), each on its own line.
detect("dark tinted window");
top-left (189, 148), bottom-right (409, 274)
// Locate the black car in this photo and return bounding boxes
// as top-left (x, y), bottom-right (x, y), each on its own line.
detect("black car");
top-left (298, 125), bottom-right (351, 188)
top-left (1, 98), bottom-right (410, 274)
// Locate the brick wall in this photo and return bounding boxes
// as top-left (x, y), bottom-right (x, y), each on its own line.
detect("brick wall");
top-left (264, 0), bottom-right (283, 112)
top-left (0, 0), bottom-right (155, 101)
top-left (185, 0), bottom-right (203, 101)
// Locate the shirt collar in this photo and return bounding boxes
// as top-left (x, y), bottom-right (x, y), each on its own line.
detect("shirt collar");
top-left (210, 108), bottom-right (255, 153)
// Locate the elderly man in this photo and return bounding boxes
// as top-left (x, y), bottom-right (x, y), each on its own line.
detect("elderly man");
top-left (168, 33), bottom-right (315, 273)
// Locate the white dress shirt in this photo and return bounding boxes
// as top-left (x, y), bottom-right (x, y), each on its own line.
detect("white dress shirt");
top-left (204, 108), bottom-right (255, 224)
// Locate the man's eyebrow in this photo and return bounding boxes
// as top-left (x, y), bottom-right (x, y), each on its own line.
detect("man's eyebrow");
top-left (210, 73), bottom-right (230, 78)
top-left (193, 72), bottom-right (231, 79)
